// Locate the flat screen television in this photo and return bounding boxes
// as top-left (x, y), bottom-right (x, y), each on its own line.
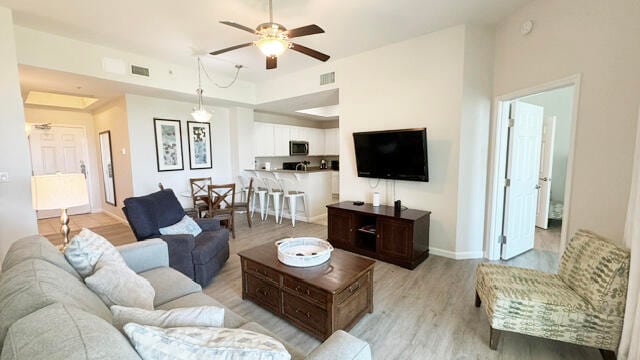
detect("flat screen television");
top-left (353, 128), bottom-right (429, 182)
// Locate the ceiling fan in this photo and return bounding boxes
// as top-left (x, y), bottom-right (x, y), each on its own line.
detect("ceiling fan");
top-left (210, 0), bottom-right (330, 70)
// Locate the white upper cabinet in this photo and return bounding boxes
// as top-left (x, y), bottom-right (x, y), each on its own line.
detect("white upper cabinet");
top-left (324, 128), bottom-right (339, 155)
top-left (253, 122), bottom-right (275, 157)
top-left (308, 128), bottom-right (325, 156)
top-left (254, 122), bottom-right (339, 157)
top-left (273, 124), bottom-right (291, 156)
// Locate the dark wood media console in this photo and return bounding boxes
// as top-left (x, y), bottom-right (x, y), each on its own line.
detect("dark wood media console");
top-left (326, 202), bottom-right (431, 270)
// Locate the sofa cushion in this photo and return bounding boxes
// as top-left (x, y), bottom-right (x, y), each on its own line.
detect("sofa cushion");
top-left (192, 230), bottom-right (229, 265)
top-left (160, 215), bottom-right (202, 237)
top-left (64, 229), bottom-right (127, 277)
top-left (123, 324), bottom-right (290, 360)
top-left (0, 259), bottom-right (112, 343)
top-left (85, 262), bottom-right (155, 310)
top-left (239, 322), bottom-right (305, 360)
top-left (157, 293), bottom-right (248, 329)
top-left (558, 229), bottom-right (631, 314)
top-left (1, 235), bottom-right (81, 280)
top-left (0, 303), bottom-right (140, 360)
top-left (139, 267), bottom-right (201, 307)
top-left (111, 305), bottom-right (224, 332)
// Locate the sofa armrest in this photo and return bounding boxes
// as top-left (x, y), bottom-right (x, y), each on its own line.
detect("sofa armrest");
top-left (159, 234), bottom-right (196, 280)
top-left (305, 331), bottom-right (372, 360)
top-left (194, 218), bottom-right (221, 232)
top-left (117, 238), bottom-right (169, 273)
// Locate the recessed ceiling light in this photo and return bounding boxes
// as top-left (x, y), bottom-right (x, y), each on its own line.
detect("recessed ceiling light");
top-left (295, 105), bottom-right (339, 118)
top-left (25, 91), bottom-right (98, 109)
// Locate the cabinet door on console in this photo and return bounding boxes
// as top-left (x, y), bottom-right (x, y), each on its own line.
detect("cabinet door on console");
top-left (377, 218), bottom-right (412, 260)
top-left (328, 210), bottom-right (353, 248)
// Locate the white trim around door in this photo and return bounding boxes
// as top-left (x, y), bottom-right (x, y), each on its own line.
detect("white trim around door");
top-left (484, 74), bottom-right (582, 260)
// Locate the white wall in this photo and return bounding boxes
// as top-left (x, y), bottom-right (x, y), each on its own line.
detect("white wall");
top-left (24, 107), bottom-right (103, 214)
top-left (0, 7), bottom-right (38, 262)
top-left (521, 86), bottom-right (574, 202)
top-left (493, 0), bottom-right (640, 243)
top-left (125, 94), bottom-right (243, 208)
top-left (93, 97), bottom-right (134, 220)
top-left (13, 26), bottom-right (256, 106)
top-left (337, 26), bottom-right (467, 255)
top-left (229, 107), bottom-right (255, 180)
top-left (455, 25), bottom-right (495, 257)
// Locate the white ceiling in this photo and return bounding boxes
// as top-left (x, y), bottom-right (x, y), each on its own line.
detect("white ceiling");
top-left (1, 0), bottom-right (531, 82)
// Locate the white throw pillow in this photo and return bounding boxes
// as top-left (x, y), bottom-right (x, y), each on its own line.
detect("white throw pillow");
top-left (159, 215), bottom-right (202, 237)
top-left (124, 324), bottom-right (291, 360)
top-left (111, 305), bottom-right (224, 331)
top-left (64, 228), bottom-right (126, 277)
top-left (85, 262), bottom-right (155, 310)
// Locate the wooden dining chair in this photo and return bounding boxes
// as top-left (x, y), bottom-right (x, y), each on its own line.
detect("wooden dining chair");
top-left (232, 177), bottom-right (254, 228)
top-left (158, 182), bottom-right (165, 190)
top-left (190, 177), bottom-right (212, 218)
top-left (207, 183), bottom-right (236, 239)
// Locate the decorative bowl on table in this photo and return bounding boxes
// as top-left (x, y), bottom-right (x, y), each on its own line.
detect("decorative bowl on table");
top-left (275, 237), bottom-right (334, 267)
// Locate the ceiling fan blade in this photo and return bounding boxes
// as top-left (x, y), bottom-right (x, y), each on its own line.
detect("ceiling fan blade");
top-left (210, 42), bottom-right (253, 56)
top-left (290, 43), bottom-right (330, 62)
top-left (285, 24), bottom-right (324, 38)
top-left (266, 56), bottom-right (277, 70)
top-left (219, 21), bottom-right (257, 34)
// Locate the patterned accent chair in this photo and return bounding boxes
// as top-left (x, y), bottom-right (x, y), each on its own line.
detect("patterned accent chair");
top-left (475, 230), bottom-right (630, 359)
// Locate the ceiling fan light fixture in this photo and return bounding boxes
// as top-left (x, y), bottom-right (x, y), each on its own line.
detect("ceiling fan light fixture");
top-left (255, 36), bottom-right (290, 57)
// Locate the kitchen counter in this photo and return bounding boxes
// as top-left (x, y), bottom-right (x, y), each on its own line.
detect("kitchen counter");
top-left (245, 167), bottom-right (337, 173)
top-left (242, 168), bottom-right (339, 224)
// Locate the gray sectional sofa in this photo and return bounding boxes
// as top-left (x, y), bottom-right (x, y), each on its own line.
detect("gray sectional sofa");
top-left (0, 235), bottom-right (372, 360)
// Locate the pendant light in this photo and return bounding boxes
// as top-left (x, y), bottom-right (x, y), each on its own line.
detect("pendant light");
top-left (191, 57), bottom-right (212, 122)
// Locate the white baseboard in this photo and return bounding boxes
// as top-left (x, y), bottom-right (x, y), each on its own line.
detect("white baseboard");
top-left (98, 209), bottom-right (128, 224)
top-left (429, 247), bottom-right (484, 260)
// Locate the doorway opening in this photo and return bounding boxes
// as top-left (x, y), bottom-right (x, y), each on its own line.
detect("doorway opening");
top-left (486, 75), bottom-right (580, 261)
top-left (27, 124), bottom-right (94, 219)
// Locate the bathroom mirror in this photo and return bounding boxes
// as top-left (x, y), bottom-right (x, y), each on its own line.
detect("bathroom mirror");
top-left (99, 131), bottom-right (116, 206)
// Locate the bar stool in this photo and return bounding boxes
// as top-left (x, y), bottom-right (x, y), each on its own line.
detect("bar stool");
top-left (277, 173), bottom-right (308, 227)
top-left (247, 171), bottom-right (268, 221)
top-left (262, 175), bottom-right (284, 223)
top-left (237, 174), bottom-right (251, 202)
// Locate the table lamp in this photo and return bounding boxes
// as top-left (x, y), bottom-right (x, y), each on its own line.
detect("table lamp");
top-left (31, 173), bottom-right (89, 249)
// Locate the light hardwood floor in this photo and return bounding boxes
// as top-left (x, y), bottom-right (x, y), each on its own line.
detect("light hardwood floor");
top-left (43, 213), bottom-right (600, 359)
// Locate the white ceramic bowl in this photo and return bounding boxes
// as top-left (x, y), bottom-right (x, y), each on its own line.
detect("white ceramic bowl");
top-left (275, 237), bottom-right (334, 267)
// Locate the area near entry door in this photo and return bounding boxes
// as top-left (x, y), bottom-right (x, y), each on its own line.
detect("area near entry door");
top-left (29, 125), bottom-right (91, 219)
top-left (536, 116), bottom-right (556, 229)
top-left (502, 102), bottom-right (544, 259)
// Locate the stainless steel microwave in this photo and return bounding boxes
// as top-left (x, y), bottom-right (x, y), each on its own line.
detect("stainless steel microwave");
top-left (289, 141), bottom-right (309, 156)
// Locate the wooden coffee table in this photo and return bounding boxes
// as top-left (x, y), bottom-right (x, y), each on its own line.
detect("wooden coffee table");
top-left (238, 241), bottom-right (375, 340)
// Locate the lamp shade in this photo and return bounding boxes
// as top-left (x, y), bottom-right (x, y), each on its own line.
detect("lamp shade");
top-left (31, 173), bottom-right (89, 210)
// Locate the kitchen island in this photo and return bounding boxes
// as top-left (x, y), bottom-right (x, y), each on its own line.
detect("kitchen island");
top-left (244, 168), bottom-right (338, 224)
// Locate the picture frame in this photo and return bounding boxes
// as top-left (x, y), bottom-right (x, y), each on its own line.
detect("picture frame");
top-left (153, 118), bottom-right (184, 172)
top-left (187, 121), bottom-right (213, 169)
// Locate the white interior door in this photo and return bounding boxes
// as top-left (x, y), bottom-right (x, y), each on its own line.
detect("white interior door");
top-left (29, 125), bottom-right (91, 219)
top-left (536, 116), bottom-right (556, 229)
top-left (502, 102), bottom-right (544, 259)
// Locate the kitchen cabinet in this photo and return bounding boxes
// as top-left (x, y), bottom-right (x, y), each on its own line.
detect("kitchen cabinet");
top-left (253, 122), bottom-right (275, 157)
top-left (324, 128), bottom-right (339, 155)
top-left (254, 122), bottom-right (339, 157)
top-left (331, 171), bottom-right (339, 195)
top-left (308, 128), bottom-right (325, 156)
top-left (273, 125), bottom-right (290, 156)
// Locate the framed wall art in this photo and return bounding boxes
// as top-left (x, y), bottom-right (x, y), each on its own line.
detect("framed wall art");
top-left (187, 121), bottom-right (213, 169)
top-left (153, 118), bottom-right (184, 172)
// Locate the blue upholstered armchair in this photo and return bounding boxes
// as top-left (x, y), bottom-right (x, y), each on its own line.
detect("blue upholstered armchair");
top-left (122, 189), bottom-right (230, 287)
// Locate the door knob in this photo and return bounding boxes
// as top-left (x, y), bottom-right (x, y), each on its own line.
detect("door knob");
top-left (539, 177), bottom-right (550, 182)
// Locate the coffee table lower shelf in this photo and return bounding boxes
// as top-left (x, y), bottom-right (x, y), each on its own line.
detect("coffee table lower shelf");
top-left (238, 245), bottom-right (374, 341)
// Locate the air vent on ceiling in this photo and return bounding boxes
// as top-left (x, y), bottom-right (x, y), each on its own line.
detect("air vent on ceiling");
top-left (130, 64), bottom-right (150, 77)
top-left (320, 72), bottom-right (335, 86)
